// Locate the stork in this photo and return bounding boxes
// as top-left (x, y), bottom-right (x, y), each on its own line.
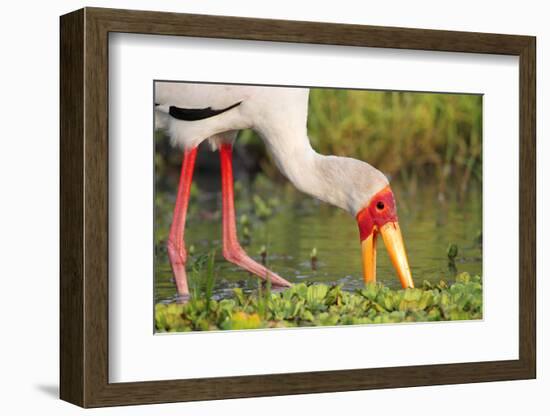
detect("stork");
top-left (155, 83), bottom-right (414, 298)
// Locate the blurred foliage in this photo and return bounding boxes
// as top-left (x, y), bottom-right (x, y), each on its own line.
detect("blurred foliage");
top-left (155, 272), bottom-right (482, 332)
top-left (239, 89), bottom-right (482, 192)
top-left (153, 88), bottom-right (484, 309)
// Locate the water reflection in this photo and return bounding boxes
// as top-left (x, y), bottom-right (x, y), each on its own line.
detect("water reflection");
top-left (155, 176), bottom-right (482, 303)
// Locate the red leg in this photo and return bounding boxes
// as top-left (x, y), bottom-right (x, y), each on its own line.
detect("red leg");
top-left (167, 147), bottom-right (198, 297)
top-left (219, 143), bottom-right (291, 287)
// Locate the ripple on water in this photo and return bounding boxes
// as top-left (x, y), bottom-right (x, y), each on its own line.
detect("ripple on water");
top-left (155, 182), bottom-right (482, 303)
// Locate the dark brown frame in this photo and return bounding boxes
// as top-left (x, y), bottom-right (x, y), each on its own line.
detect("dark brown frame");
top-left (60, 7), bottom-right (536, 408)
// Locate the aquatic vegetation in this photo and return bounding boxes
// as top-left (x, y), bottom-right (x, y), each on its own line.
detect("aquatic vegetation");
top-left (310, 247), bottom-right (318, 261)
top-left (237, 89), bottom-right (482, 192)
top-left (258, 245), bottom-right (267, 265)
top-left (253, 194), bottom-right (273, 220)
top-left (153, 89), bottom-right (483, 304)
top-left (188, 251), bottom-right (217, 302)
top-left (239, 214), bottom-right (250, 227)
top-left (155, 272), bottom-right (483, 332)
top-left (474, 230), bottom-right (482, 246)
top-left (154, 174), bottom-right (482, 304)
top-left (447, 243), bottom-right (458, 271)
top-left (242, 226), bottom-right (251, 242)
top-left (310, 247), bottom-right (318, 270)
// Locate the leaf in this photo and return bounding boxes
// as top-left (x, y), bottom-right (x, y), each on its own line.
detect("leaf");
top-left (301, 310), bottom-right (315, 322)
top-left (360, 283), bottom-right (379, 301)
top-left (228, 312), bottom-right (263, 330)
top-left (456, 272), bottom-right (471, 284)
top-left (233, 288), bottom-right (246, 306)
top-left (447, 243), bottom-right (458, 259)
top-left (154, 274), bottom-right (483, 331)
top-left (306, 284), bottom-right (328, 304)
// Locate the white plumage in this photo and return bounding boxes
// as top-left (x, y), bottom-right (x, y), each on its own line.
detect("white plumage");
top-left (155, 82), bottom-right (388, 215)
top-left (155, 82), bottom-right (415, 295)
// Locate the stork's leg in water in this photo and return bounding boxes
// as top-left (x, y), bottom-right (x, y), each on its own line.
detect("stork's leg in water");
top-left (167, 147), bottom-right (198, 298)
top-left (219, 143), bottom-right (292, 287)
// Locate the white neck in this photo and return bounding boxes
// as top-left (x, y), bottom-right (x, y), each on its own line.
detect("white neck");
top-left (254, 125), bottom-right (387, 216)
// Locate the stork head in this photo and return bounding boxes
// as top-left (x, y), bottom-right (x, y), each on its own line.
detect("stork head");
top-left (307, 155), bottom-right (414, 288)
top-left (355, 183), bottom-right (414, 289)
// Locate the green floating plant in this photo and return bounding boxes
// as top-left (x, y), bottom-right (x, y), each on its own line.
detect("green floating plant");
top-left (252, 195), bottom-right (273, 220)
top-left (155, 273), bottom-right (483, 332)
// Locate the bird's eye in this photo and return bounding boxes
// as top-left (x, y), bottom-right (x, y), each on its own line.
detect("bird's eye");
top-left (376, 201), bottom-right (385, 210)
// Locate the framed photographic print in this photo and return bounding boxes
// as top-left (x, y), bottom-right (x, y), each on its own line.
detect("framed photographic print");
top-left (60, 7), bottom-right (536, 408)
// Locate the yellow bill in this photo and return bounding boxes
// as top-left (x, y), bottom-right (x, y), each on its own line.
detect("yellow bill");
top-left (361, 222), bottom-right (414, 288)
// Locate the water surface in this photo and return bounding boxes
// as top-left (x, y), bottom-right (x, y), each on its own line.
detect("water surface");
top-left (155, 175), bottom-right (482, 303)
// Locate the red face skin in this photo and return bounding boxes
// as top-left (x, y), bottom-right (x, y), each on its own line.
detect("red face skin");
top-left (356, 186), bottom-right (399, 241)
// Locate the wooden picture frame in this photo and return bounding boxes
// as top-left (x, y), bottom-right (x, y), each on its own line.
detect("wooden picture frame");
top-left (60, 7), bottom-right (536, 408)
